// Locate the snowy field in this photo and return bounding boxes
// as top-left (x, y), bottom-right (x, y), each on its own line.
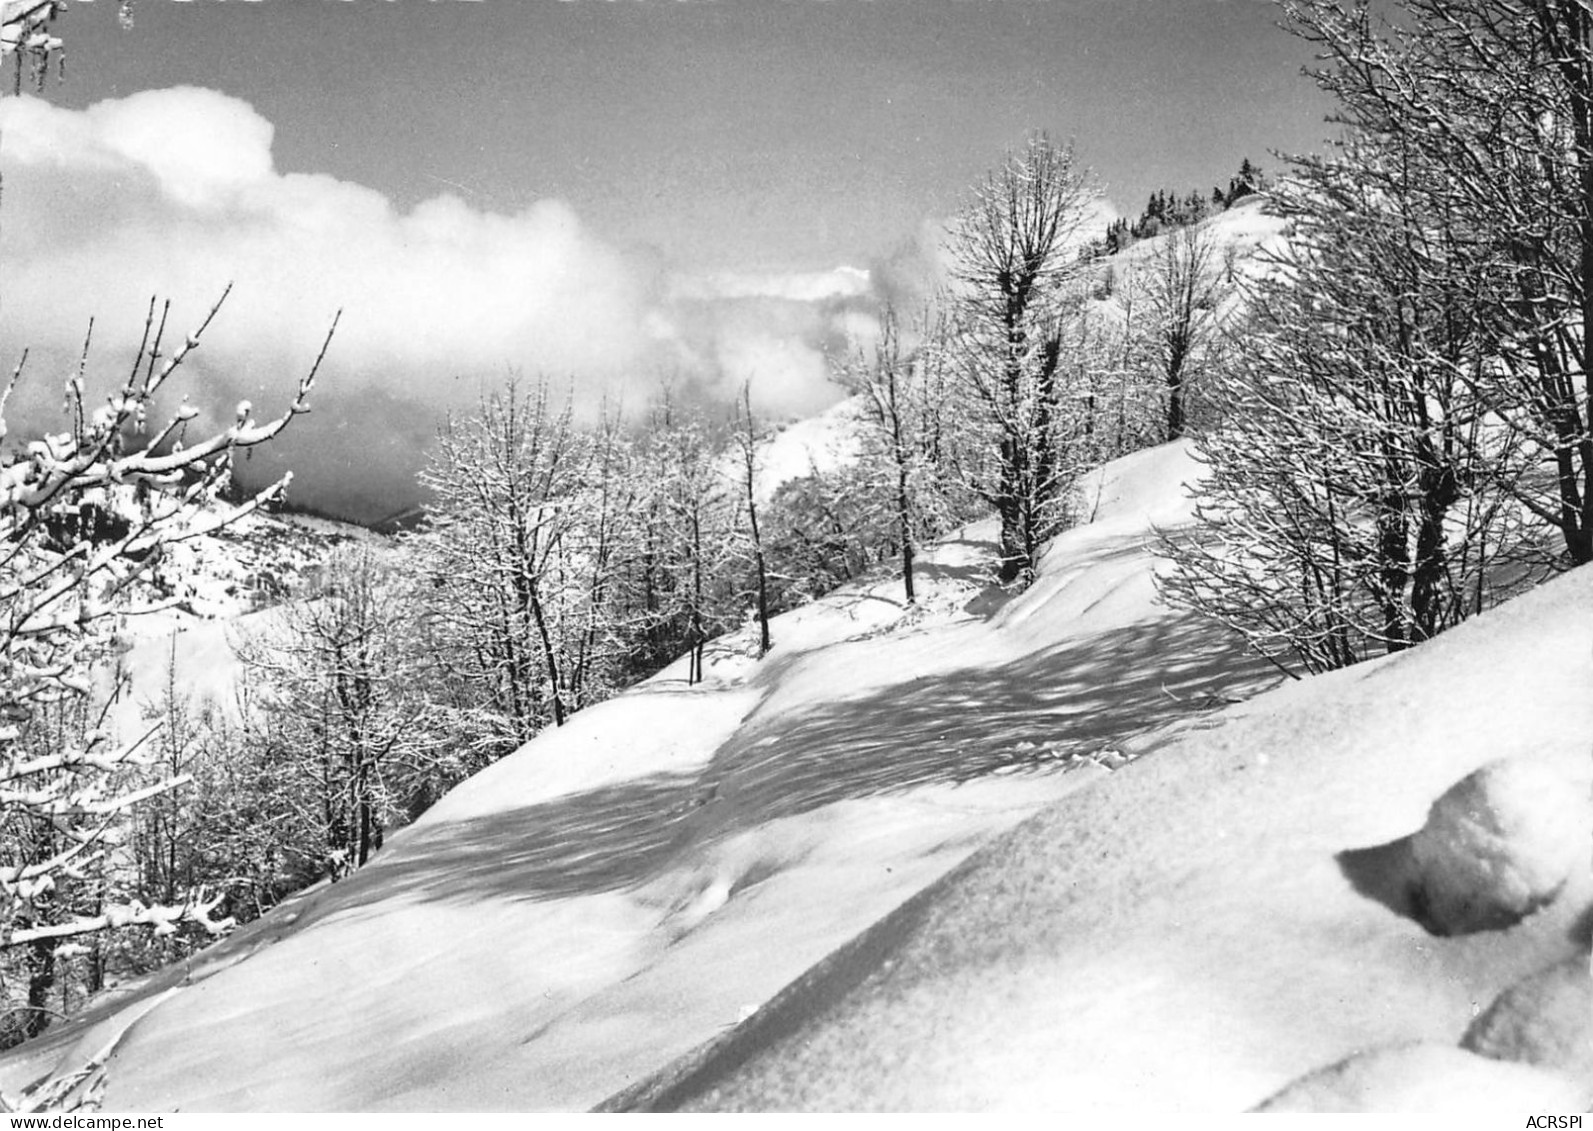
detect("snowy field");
top-left (3, 431), bottom-right (1585, 1113)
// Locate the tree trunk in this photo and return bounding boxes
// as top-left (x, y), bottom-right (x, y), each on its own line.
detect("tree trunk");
top-left (897, 460), bottom-right (916, 604)
top-left (996, 437), bottom-right (1026, 582)
top-left (22, 936), bottom-right (53, 1042)
top-left (1412, 458), bottom-right (1460, 641)
top-left (1166, 354), bottom-right (1188, 441)
top-left (526, 586), bottom-right (566, 727)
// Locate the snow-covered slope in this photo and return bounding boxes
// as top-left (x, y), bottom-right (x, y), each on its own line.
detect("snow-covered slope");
top-left (0, 441), bottom-right (1290, 1112)
top-left (5, 438), bottom-right (1587, 1114)
top-left (1088, 196), bottom-right (1289, 289)
top-left (94, 506), bottom-right (376, 743)
top-left (608, 553), bottom-right (1593, 1111)
top-left (749, 396), bottom-right (867, 505)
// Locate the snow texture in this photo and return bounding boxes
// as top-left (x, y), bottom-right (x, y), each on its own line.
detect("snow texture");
top-left (1461, 953), bottom-right (1593, 1083)
top-left (1408, 758), bottom-right (1589, 936)
top-left (1253, 1043), bottom-right (1589, 1113)
top-left (607, 535), bottom-right (1593, 1110)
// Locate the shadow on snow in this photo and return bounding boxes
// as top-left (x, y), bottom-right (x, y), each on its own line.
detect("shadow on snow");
top-left (327, 605), bottom-right (1278, 913)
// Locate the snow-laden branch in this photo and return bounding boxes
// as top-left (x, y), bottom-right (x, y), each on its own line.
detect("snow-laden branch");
top-left (0, 288), bottom-right (335, 966)
top-left (6, 890), bottom-right (234, 948)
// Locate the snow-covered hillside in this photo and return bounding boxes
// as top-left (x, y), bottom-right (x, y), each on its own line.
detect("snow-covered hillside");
top-left (18, 428), bottom-right (1587, 1114)
top-left (749, 396), bottom-right (867, 505)
top-left (0, 440), bottom-right (1298, 1112)
top-left (93, 505), bottom-right (378, 743)
top-left (605, 524), bottom-right (1593, 1108)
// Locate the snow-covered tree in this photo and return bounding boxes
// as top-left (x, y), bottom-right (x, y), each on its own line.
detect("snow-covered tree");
top-left (0, 290), bottom-right (331, 960)
top-left (827, 305), bottom-right (983, 603)
top-left (729, 385), bottom-right (773, 656)
top-left (0, 0), bottom-right (63, 93)
top-left (1224, 157), bottom-right (1265, 208)
top-left (234, 544), bottom-right (442, 880)
top-left (1160, 152), bottom-right (1534, 674)
top-left (837, 307), bottom-right (921, 602)
top-left (944, 134), bottom-right (1101, 583)
top-left (1280, 0), bottom-right (1593, 566)
top-left (121, 644), bottom-right (297, 941)
top-left (416, 379), bottom-right (587, 739)
top-left (635, 399), bottom-right (737, 685)
top-left (560, 404), bottom-right (647, 705)
top-left (0, 4), bottom-right (331, 1054)
top-left (415, 377), bottom-right (648, 740)
top-left (1061, 262), bottom-right (1164, 467)
top-left (126, 635), bottom-right (219, 961)
top-left (1146, 224), bottom-right (1232, 441)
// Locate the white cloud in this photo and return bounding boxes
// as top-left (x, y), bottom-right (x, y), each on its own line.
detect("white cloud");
top-left (670, 265), bottom-right (873, 304)
top-left (0, 87), bottom-right (902, 516)
top-left (0, 88), bottom-right (667, 396)
top-left (92, 86), bottom-right (276, 207)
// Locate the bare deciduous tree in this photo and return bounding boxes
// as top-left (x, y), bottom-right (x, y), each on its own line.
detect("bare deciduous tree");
top-left (839, 307), bottom-right (922, 603)
top-left (730, 384), bottom-right (772, 656)
top-left (1161, 152), bottom-right (1532, 674)
top-left (1281, 0), bottom-right (1593, 566)
top-left (236, 545), bottom-right (440, 879)
top-left (416, 378), bottom-right (589, 740)
top-left (1147, 224), bottom-right (1230, 441)
top-left (944, 134), bottom-right (1101, 583)
top-left (645, 403), bottom-right (735, 685)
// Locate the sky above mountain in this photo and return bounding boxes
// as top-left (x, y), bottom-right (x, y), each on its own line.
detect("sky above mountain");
top-left (0, 0), bottom-right (1334, 519)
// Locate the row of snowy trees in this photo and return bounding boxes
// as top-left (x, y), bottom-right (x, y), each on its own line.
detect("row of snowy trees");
top-left (1161, 0), bottom-right (1593, 676)
top-left (1089, 156), bottom-right (1269, 256)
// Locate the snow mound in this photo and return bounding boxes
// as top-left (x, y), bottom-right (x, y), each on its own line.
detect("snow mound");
top-left (1253, 1043), bottom-right (1588, 1113)
top-left (1408, 757), bottom-right (1588, 936)
top-left (1461, 953), bottom-right (1593, 1083)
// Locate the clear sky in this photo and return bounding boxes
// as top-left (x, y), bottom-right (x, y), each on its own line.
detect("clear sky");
top-left (0, 0), bottom-right (1335, 519)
